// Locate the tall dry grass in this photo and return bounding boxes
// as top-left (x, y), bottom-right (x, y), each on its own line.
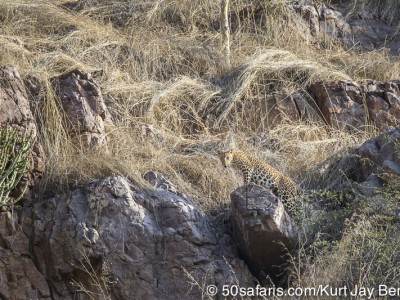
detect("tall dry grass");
top-left (1, 0), bottom-right (393, 205)
top-left (349, 0), bottom-right (400, 25)
top-left (1, 0), bottom-right (400, 293)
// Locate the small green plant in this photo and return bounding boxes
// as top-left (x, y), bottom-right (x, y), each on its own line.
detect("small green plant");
top-left (0, 126), bottom-right (32, 206)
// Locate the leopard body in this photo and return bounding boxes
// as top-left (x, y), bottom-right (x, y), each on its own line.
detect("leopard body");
top-left (220, 149), bottom-right (300, 215)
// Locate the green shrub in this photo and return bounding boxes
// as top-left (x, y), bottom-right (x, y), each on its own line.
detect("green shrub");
top-left (0, 126), bottom-right (32, 206)
top-left (295, 178), bottom-right (400, 292)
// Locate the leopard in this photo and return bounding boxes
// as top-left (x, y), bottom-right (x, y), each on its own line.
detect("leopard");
top-left (219, 149), bottom-right (300, 216)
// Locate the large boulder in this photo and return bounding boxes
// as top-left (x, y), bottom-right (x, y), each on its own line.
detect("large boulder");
top-left (230, 184), bottom-right (297, 285)
top-left (25, 176), bottom-right (252, 299)
top-left (320, 127), bottom-right (400, 193)
top-left (0, 65), bottom-right (45, 201)
top-left (51, 69), bottom-right (112, 150)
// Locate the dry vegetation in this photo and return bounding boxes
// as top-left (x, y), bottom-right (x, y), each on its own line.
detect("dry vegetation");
top-left (1, 0), bottom-right (400, 294)
top-left (349, 0), bottom-right (400, 25)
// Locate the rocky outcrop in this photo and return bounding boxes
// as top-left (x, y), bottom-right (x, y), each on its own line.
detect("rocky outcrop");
top-left (322, 126), bottom-right (400, 194)
top-left (233, 1), bottom-right (400, 53)
top-left (6, 176), bottom-right (251, 299)
top-left (0, 65), bottom-right (45, 201)
top-left (1, 174), bottom-right (302, 298)
top-left (364, 82), bottom-right (400, 128)
top-left (310, 81), bottom-right (367, 130)
top-left (357, 126), bottom-right (400, 183)
top-left (230, 184), bottom-right (297, 285)
top-left (51, 69), bottom-right (112, 150)
top-left (340, 0), bottom-right (400, 54)
top-left (310, 80), bottom-right (400, 130)
top-left (143, 171), bottom-right (187, 198)
top-left (292, 1), bottom-right (400, 54)
top-left (242, 92), bottom-right (307, 130)
top-left (293, 2), bottom-right (352, 44)
top-left (0, 212), bottom-right (50, 299)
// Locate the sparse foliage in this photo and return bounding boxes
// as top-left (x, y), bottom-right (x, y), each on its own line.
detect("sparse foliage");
top-left (293, 178), bottom-right (400, 295)
top-left (71, 251), bottom-right (116, 300)
top-left (349, 0), bottom-right (400, 26)
top-left (0, 126), bottom-right (32, 207)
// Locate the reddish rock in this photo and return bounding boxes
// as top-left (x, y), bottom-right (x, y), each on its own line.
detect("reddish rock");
top-left (310, 81), bottom-right (367, 130)
top-left (310, 81), bottom-right (400, 130)
top-left (364, 81), bottom-right (400, 126)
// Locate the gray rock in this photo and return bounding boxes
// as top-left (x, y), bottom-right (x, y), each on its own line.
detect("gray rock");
top-left (27, 176), bottom-right (252, 299)
top-left (292, 2), bottom-right (400, 53)
top-left (143, 171), bottom-right (186, 198)
top-left (325, 127), bottom-right (400, 189)
top-left (357, 126), bottom-right (400, 183)
top-left (345, 7), bottom-right (400, 54)
top-left (51, 69), bottom-right (112, 150)
top-left (0, 211), bottom-right (50, 299)
top-left (292, 3), bottom-right (352, 44)
top-left (230, 184), bottom-right (297, 284)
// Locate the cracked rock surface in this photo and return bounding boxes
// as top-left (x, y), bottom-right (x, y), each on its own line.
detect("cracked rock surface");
top-left (1, 176), bottom-right (253, 299)
top-left (230, 184), bottom-right (297, 285)
top-left (310, 81), bottom-right (400, 130)
top-left (51, 69), bottom-right (112, 150)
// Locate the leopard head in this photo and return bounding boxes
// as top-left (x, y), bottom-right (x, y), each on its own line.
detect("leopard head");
top-left (219, 149), bottom-right (234, 168)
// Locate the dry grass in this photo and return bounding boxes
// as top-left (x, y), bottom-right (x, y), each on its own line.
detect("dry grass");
top-left (349, 0), bottom-right (400, 25)
top-left (1, 0), bottom-right (391, 207)
top-left (210, 49), bottom-right (351, 128)
top-left (294, 183), bottom-right (400, 296)
top-left (1, 0), bottom-right (400, 292)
